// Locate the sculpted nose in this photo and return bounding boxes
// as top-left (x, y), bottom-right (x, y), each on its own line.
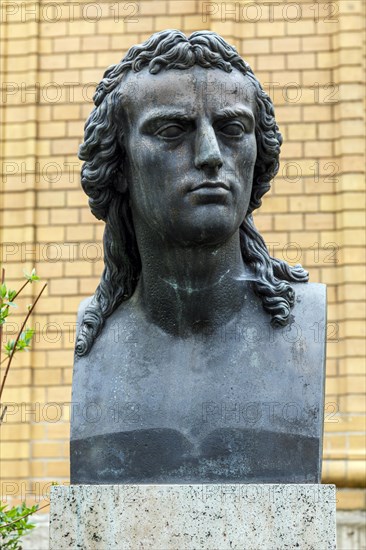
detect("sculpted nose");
top-left (194, 125), bottom-right (223, 171)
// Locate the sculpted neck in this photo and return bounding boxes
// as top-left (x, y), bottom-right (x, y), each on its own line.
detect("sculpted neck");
top-left (132, 225), bottom-right (250, 336)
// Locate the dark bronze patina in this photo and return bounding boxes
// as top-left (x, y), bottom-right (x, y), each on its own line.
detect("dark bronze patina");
top-left (71, 30), bottom-right (326, 484)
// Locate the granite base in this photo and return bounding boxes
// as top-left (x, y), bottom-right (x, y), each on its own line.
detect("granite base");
top-left (49, 484), bottom-right (336, 549)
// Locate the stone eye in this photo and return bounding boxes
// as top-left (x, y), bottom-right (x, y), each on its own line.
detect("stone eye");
top-left (219, 122), bottom-right (245, 137)
top-left (157, 125), bottom-right (185, 139)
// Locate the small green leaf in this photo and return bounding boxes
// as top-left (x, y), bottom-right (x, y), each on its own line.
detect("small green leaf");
top-left (7, 290), bottom-right (17, 302)
top-left (5, 340), bottom-right (15, 353)
top-left (0, 308), bottom-right (10, 322)
top-left (24, 268), bottom-right (40, 282)
top-left (24, 328), bottom-right (35, 341)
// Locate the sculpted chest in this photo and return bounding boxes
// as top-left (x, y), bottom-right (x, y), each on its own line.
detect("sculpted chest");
top-left (71, 283), bottom-right (326, 484)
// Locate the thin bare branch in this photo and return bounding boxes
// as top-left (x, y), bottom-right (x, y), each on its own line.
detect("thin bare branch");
top-left (13, 279), bottom-right (30, 301)
top-left (0, 270), bottom-right (29, 368)
top-left (0, 267), bottom-right (5, 370)
top-left (0, 404), bottom-right (7, 423)
top-left (0, 283), bottom-right (47, 400)
top-left (0, 279), bottom-right (31, 353)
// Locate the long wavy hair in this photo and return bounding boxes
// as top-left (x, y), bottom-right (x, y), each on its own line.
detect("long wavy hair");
top-left (75, 29), bottom-right (308, 357)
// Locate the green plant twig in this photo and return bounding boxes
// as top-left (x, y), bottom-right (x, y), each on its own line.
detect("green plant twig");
top-left (0, 269), bottom-right (5, 423)
top-left (0, 502), bottom-right (49, 528)
top-left (0, 267), bottom-right (5, 369)
top-left (0, 283), bottom-right (47, 400)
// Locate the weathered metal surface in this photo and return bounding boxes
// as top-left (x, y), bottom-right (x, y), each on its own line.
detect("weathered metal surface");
top-left (71, 281), bottom-right (326, 483)
top-left (71, 30), bottom-right (326, 485)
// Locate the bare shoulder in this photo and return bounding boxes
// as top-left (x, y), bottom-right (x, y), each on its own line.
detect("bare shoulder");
top-left (75, 295), bottom-right (136, 346)
top-left (76, 295), bottom-right (94, 326)
top-left (294, 281), bottom-right (326, 302)
top-left (293, 282), bottom-right (327, 322)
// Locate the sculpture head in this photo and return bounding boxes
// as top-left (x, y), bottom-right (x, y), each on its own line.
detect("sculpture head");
top-left (76, 29), bottom-right (308, 357)
top-left (119, 65), bottom-right (258, 248)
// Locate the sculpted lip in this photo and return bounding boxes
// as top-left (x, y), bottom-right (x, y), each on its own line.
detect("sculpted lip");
top-left (189, 181), bottom-right (230, 192)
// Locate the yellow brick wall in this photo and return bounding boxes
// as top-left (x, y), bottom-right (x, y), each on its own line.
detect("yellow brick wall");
top-left (1, 0), bottom-right (365, 512)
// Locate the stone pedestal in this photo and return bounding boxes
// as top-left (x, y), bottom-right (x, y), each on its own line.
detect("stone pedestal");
top-left (49, 484), bottom-right (336, 549)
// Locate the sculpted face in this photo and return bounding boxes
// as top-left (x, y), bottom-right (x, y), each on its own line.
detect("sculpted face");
top-left (119, 65), bottom-right (257, 247)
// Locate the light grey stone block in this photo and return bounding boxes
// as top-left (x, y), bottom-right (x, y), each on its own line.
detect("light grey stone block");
top-left (50, 484), bottom-right (336, 550)
top-left (22, 513), bottom-right (49, 550)
top-left (337, 511), bottom-right (366, 550)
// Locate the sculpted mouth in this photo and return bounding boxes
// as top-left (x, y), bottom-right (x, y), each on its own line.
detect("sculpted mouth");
top-left (190, 181), bottom-right (230, 192)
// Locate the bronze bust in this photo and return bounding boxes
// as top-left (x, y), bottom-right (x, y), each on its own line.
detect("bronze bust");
top-left (71, 30), bottom-right (326, 484)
